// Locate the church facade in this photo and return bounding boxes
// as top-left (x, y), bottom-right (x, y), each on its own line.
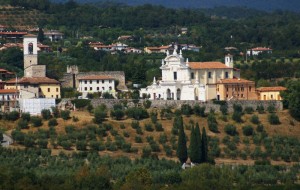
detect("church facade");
top-left (140, 50), bottom-right (240, 101)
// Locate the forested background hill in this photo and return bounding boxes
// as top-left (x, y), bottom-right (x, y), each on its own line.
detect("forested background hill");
top-left (52, 0), bottom-right (300, 12)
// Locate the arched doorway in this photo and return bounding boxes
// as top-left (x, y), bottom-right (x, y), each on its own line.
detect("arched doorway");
top-left (176, 88), bottom-right (181, 100)
top-left (166, 89), bottom-right (171, 100)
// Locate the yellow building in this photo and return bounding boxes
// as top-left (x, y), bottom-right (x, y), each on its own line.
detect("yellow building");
top-left (5, 77), bottom-right (61, 99)
top-left (256, 86), bottom-right (286, 100)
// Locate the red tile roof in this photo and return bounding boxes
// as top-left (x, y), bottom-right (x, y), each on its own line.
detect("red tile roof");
top-left (256, 86), bottom-right (287, 92)
top-left (78, 75), bottom-right (114, 80)
top-left (218, 78), bottom-right (254, 84)
top-left (0, 89), bottom-right (18, 94)
top-left (189, 62), bottom-right (230, 69)
top-left (6, 77), bottom-right (60, 84)
top-left (0, 31), bottom-right (28, 35)
top-left (251, 47), bottom-right (272, 51)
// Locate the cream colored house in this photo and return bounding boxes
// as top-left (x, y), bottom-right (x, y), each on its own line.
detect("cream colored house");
top-left (256, 86), bottom-right (286, 100)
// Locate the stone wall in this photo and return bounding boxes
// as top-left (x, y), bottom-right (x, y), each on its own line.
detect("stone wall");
top-left (91, 99), bottom-right (283, 112)
top-left (60, 71), bottom-right (127, 91)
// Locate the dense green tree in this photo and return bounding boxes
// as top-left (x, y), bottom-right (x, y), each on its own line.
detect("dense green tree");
top-left (189, 126), bottom-right (197, 163)
top-left (281, 80), bottom-right (300, 121)
top-left (176, 118), bottom-right (188, 164)
top-left (201, 127), bottom-right (208, 163)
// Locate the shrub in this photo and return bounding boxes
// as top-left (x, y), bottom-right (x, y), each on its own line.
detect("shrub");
top-left (131, 121), bottom-right (140, 129)
top-left (244, 107), bottom-right (254, 114)
top-left (256, 105), bottom-right (265, 114)
top-left (21, 112), bottom-right (31, 122)
top-left (71, 99), bottom-right (91, 109)
top-left (155, 122), bottom-right (164, 131)
top-left (233, 104), bottom-right (243, 113)
top-left (135, 135), bottom-right (143, 143)
top-left (17, 119), bottom-right (29, 129)
top-left (207, 114), bottom-right (218, 133)
top-left (143, 100), bottom-right (152, 109)
top-left (76, 141), bottom-right (86, 151)
top-left (126, 107), bottom-right (149, 120)
top-left (111, 109), bottom-right (125, 120)
top-left (31, 116), bottom-right (43, 127)
top-left (144, 123), bottom-right (154, 132)
top-left (61, 140), bottom-right (72, 150)
top-left (136, 127), bottom-right (143, 135)
top-left (41, 109), bottom-right (51, 120)
top-left (268, 113), bottom-right (280, 125)
top-left (65, 125), bottom-right (75, 134)
top-left (159, 133), bottom-right (168, 144)
top-left (267, 105), bottom-right (276, 113)
top-left (242, 125), bottom-right (254, 136)
top-left (72, 116), bottom-right (79, 122)
top-left (256, 124), bottom-right (264, 132)
top-left (193, 104), bottom-right (205, 117)
top-left (61, 110), bottom-right (70, 120)
top-left (7, 111), bottom-right (19, 121)
top-left (48, 118), bottom-right (58, 127)
top-left (37, 139), bottom-right (48, 149)
top-left (181, 104), bottom-right (193, 116)
top-left (51, 107), bottom-right (60, 118)
top-left (123, 131), bottom-right (130, 138)
top-left (120, 124), bottom-right (126, 129)
top-left (224, 124), bottom-right (237, 136)
top-left (250, 115), bottom-right (260, 124)
top-left (220, 104), bottom-right (228, 115)
top-left (150, 111), bottom-right (158, 124)
top-left (93, 105), bottom-right (107, 124)
top-left (87, 104), bottom-right (93, 113)
top-left (232, 111), bottom-right (243, 123)
top-left (142, 146), bottom-right (152, 158)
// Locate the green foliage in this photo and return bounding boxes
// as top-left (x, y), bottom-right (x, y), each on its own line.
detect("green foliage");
top-left (41, 109), bottom-right (51, 120)
top-left (71, 99), bottom-right (91, 109)
top-left (143, 100), bottom-right (152, 109)
top-left (176, 118), bottom-right (187, 164)
top-left (135, 135), bottom-right (143, 143)
top-left (193, 104), bottom-right (206, 117)
top-left (93, 105), bottom-right (107, 124)
top-left (144, 123), bottom-right (154, 132)
top-left (150, 111), bottom-right (158, 124)
top-left (267, 104), bottom-right (276, 113)
top-left (31, 116), bottom-right (43, 127)
top-left (220, 104), bottom-right (228, 115)
top-left (224, 124), bottom-right (237, 136)
top-left (233, 104), bottom-right (243, 113)
top-left (17, 119), bottom-right (28, 129)
top-left (111, 109), bottom-right (125, 120)
top-left (201, 127), bottom-right (208, 163)
top-left (256, 105), bottom-right (265, 114)
top-left (244, 106), bottom-right (254, 114)
top-left (21, 112), bottom-right (31, 122)
top-left (207, 114), bottom-right (218, 133)
top-left (256, 124), bottom-right (265, 132)
top-left (268, 113), bottom-right (281, 125)
top-left (6, 111), bottom-right (19, 121)
top-left (51, 107), bottom-right (60, 118)
top-left (281, 80), bottom-right (300, 121)
top-left (250, 114), bottom-right (260, 124)
top-left (181, 104), bottom-right (193, 116)
top-left (242, 125), bottom-right (254, 136)
top-left (102, 92), bottom-right (114, 99)
top-left (61, 110), bottom-right (71, 120)
top-left (232, 111), bottom-right (243, 123)
top-left (48, 118), bottom-right (58, 127)
top-left (126, 107), bottom-right (149, 120)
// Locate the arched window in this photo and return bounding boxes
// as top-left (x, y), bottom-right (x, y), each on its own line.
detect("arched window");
top-left (28, 43), bottom-right (33, 54)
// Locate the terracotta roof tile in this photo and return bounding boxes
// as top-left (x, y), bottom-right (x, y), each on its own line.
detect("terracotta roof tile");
top-left (256, 86), bottom-right (287, 92)
top-left (0, 89), bottom-right (18, 94)
top-left (218, 78), bottom-right (254, 84)
top-left (189, 62), bottom-right (230, 69)
top-left (6, 77), bottom-right (60, 84)
top-left (78, 75), bottom-right (114, 80)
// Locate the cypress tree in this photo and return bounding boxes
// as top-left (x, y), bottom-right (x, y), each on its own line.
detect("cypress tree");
top-left (201, 127), bottom-right (208, 163)
top-left (176, 118), bottom-right (188, 164)
top-left (37, 28), bottom-right (44, 42)
top-left (189, 126), bottom-right (197, 163)
top-left (194, 123), bottom-right (202, 163)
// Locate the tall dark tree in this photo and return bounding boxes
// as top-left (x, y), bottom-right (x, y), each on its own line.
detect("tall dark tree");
top-left (201, 127), bottom-right (208, 163)
top-left (176, 117), bottom-right (187, 164)
top-left (37, 28), bottom-right (44, 42)
top-left (195, 123), bottom-right (202, 163)
top-left (189, 126), bottom-right (197, 163)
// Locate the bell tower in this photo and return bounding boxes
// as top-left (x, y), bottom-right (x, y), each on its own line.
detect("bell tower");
top-left (23, 34), bottom-right (45, 77)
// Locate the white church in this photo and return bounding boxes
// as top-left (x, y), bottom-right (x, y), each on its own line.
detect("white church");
top-left (140, 49), bottom-right (240, 101)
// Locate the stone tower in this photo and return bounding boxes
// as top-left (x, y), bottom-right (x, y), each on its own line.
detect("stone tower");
top-left (23, 34), bottom-right (46, 77)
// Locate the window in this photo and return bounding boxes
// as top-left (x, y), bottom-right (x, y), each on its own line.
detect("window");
top-left (249, 86), bottom-right (252, 91)
top-left (90, 87), bottom-right (92, 91)
top-left (102, 80), bottom-right (104, 83)
top-left (97, 87), bottom-right (99, 91)
top-left (109, 80), bottom-right (112, 83)
top-left (225, 72), bottom-right (229, 78)
top-left (102, 87), bottom-right (105, 90)
top-left (48, 88), bottom-right (50, 92)
top-left (174, 72), bottom-right (177, 80)
top-left (241, 94), bottom-right (244, 98)
top-left (271, 94), bottom-right (273, 99)
top-left (84, 80), bottom-right (87, 84)
top-left (109, 86), bottom-right (112, 90)
top-left (56, 88), bottom-right (59, 92)
top-left (226, 88), bottom-right (229, 91)
top-left (51, 95), bottom-right (53, 98)
top-left (56, 95), bottom-right (59, 98)
top-left (208, 72), bottom-right (212, 78)
top-left (241, 87), bottom-right (244, 91)
top-left (39, 88), bottom-right (41, 92)
top-left (97, 80), bottom-right (99, 84)
top-left (24, 85), bottom-right (28, 88)
top-left (84, 87), bottom-right (87, 91)
top-left (90, 80), bottom-right (92, 84)
top-left (191, 72), bottom-right (194, 79)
